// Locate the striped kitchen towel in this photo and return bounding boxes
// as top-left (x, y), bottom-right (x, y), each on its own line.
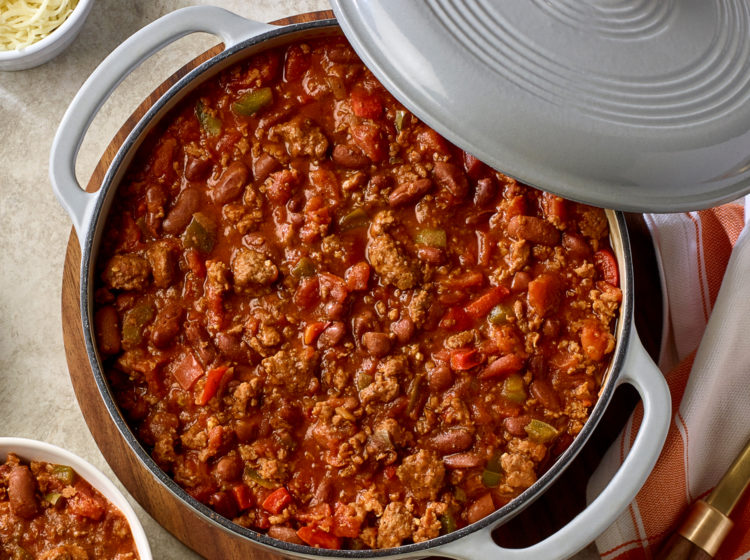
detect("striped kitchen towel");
top-left (587, 197), bottom-right (750, 560)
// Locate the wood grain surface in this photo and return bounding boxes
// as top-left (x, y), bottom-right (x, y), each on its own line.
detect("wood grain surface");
top-left (60, 9), bottom-right (660, 559)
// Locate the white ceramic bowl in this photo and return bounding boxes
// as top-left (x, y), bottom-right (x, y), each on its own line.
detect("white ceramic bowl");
top-left (0, 437), bottom-right (152, 559)
top-left (0, 0), bottom-right (94, 71)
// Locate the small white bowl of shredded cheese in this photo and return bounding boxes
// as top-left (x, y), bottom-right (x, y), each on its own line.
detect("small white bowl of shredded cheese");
top-left (0, 0), bottom-right (94, 71)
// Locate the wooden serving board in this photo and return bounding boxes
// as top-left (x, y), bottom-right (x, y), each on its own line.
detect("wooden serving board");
top-left (61, 10), bottom-right (661, 558)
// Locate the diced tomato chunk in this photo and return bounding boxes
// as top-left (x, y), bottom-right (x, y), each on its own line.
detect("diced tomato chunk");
top-left (332, 504), bottom-right (362, 538)
top-left (345, 262), bottom-right (370, 291)
top-left (294, 276), bottom-right (320, 308)
top-left (350, 87), bottom-right (383, 119)
top-left (297, 525), bottom-right (342, 549)
top-left (580, 320), bottom-right (612, 361)
top-left (172, 351), bottom-right (204, 391)
top-left (185, 248), bottom-right (206, 278)
top-left (527, 273), bottom-right (562, 317)
top-left (594, 248), bottom-right (619, 287)
top-left (351, 124), bottom-right (387, 162)
top-left (67, 483), bottom-right (106, 521)
top-left (262, 487), bottom-right (293, 514)
top-left (318, 272), bottom-right (349, 303)
top-left (450, 349), bottom-right (483, 371)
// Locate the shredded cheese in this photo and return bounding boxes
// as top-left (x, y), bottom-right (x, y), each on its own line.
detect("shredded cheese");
top-left (0, 0), bottom-right (79, 51)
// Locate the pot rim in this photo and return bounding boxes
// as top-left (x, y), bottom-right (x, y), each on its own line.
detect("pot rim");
top-left (76, 17), bottom-right (634, 559)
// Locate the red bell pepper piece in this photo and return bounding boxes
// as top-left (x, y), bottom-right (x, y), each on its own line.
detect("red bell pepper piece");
top-left (478, 354), bottom-right (525, 380)
top-left (297, 525), bottom-right (342, 549)
top-left (262, 487), bottom-right (293, 515)
top-left (464, 286), bottom-right (510, 319)
top-left (232, 484), bottom-right (254, 511)
top-left (196, 365), bottom-right (228, 406)
top-left (450, 349), bottom-right (483, 371)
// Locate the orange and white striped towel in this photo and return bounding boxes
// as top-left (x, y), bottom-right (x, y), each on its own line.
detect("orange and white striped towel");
top-left (587, 197), bottom-right (750, 560)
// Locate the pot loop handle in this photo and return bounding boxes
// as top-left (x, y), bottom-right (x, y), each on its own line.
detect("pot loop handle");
top-left (49, 6), bottom-right (274, 248)
top-left (436, 328), bottom-right (671, 560)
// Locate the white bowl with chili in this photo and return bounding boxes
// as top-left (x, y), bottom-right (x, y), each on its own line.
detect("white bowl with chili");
top-left (0, 437), bottom-right (151, 559)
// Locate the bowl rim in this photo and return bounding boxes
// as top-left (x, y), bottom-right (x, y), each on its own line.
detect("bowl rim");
top-left (0, 0), bottom-right (95, 61)
top-left (0, 436), bottom-right (152, 559)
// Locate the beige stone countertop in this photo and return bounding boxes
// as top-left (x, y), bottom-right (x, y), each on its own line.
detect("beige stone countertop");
top-left (0, 1), bottom-right (600, 558)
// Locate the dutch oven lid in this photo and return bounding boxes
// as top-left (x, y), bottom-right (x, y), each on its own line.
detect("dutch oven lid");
top-left (330, 0), bottom-right (750, 212)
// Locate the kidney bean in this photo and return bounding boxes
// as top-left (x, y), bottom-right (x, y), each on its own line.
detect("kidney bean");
top-left (361, 332), bottom-right (392, 357)
top-left (352, 311), bottom-right (375, 340)
top-left (318, 322), bottom-right (346, 348)
top-left (234, 417), bottom-right (259, 443)
top-left (428, 364), bottom-right (453, 392)
top-left (443, 452), bottom-right (484, 469)
top-left (467, 493), bottom-right (495, 524)
top-left (463, 152), bottom-right (490, 180)
top-left (9, 465), bottom-right (39, 519)
top-left (563, 232), bottom-right (592, 259)
top-left (332, 144), bottom-right (370, 168)
top-left (429, 427), bottom-right (473, 454)
top-left (162, 188), bottom-right (201, 234)
top-left (214, 454), bottom-right (243, 483)
top-left (253, 152), bottom-right (280, 183)
top-left (390, 317), bottom-right (414, 344)
top-left (211, 161), bottom-right (249, 204)
top-left (388, 178), bottom-right (433, 207)
top-left (507, 215), bottom-right (560, 246)
top-left (504, 415), bottom-right (531, 437)
top-left (94, 306), bottom-right (121, 356)
top-left (151, 302), bottom-right (184, 349)
top-left (473, 177), bottom-right (497, 207)
top-left (530, 379), bottom-right (561, 410)
top-left (433, 161), bottom-right (469, 199)
top-left (324, 301), bottom-right (345, 321)
top-left (215, 331), bottom-right (249, 362)
top-left (268, 525), bottom-right (305, 544)
top-left (209, 491), bottom-right (238, 519)
top-left (184, 156), bottom-right (212, 182)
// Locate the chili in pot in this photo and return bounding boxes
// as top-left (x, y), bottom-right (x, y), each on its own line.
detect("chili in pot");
top-left (91, 35), bottom-right (621, 550)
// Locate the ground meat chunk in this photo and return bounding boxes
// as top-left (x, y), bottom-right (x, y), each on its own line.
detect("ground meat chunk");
top-left (407, 290), bottom-right (431, 327)
top-left (359, 356), bottom-right (406, 407)
top-left (367, 232), bottom-right (419, 290)
top-left (579, 207), bottom-right (608, 240)
top-left (413, 501), bottom-right (448, 543)
top-left (397, 449), bottom-right (445, 501)
top-left (376, 502), bottom-right (414, 549)
top-left (269, 117), bottom-right (329, 160)
top-left (146, 240), bottom-right (177, 288)
top-left (232, 248), bottom-right (279, 289)
top-left (501, 449), bottom-right (537, 490)
top-left (102, 254), bottom-right (150, 291)
top-left (262, 349), bottom-right (313, 393)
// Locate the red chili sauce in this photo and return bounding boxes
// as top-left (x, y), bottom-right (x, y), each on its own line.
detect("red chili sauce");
top-left (92, 36), bottom-right (622, 550)
top-left (0, 453), bottom-right (139, 559)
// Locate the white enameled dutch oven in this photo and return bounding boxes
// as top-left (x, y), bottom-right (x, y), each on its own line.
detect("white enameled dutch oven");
top-left (49, 6), bottom-right (671, 560)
